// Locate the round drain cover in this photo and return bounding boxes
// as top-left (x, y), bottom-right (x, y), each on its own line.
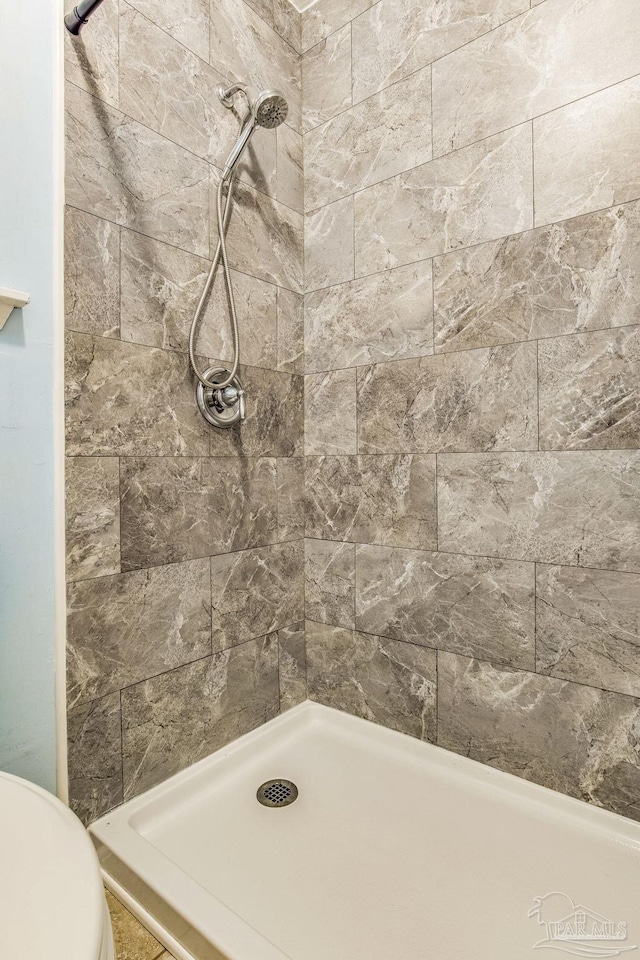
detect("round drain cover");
top-left (257, 779), bottom-right (298, 807)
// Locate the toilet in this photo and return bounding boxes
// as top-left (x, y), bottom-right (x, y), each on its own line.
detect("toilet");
top-left (0, 771), bottom-right (115, 959)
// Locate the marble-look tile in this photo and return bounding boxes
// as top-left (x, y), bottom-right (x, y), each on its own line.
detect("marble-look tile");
top-left (66, 457), bottom-right (120, 582)
top-left (302, 25), bottom-right (351, 132)
top-left (302, 0), bottom-right (374, 51)
top-left (305, 539), bottom-right (355, 628)
top-left (355, 124), bottom-right (533, 277)
top-left (120, 231), bottom-right (278, 368)
top-left (278, 622), bottom-right (307, 711)
top-left (105, 890), bottom-right (164, 960)
top-left (537, 564), bottom-right (640, 699)
top-left (305, 262), bottom-right (433, 373)
top-left (357, 342), bottom-right (538, 454)
top-left (210, 0), bottom-right (302, 133)
top-left (65, 0), bottom-right (119, 107)
top-left (305, 196), bottom-right (354, 292)
top-left (65, 208), bottom-right (119, 338)
top-left (277, 458), bottom-right (304, 541)
top-left (433, 202), bottom-right (640, 352)
top-left (120, 229), bottom-right (207, 353)
top-left (306, 455), bottom-right (437, 549)
top-left (66, 83), bottom-right (210, 257)
top-left (119, 4), bottom-right (276, 197)
top-left (538, 326), bottom-right (640, 451)
top-left (305, 66), bottom-right (432, 211)
top-left (244, 0), bottom-right (302, 53)
top-left (65, 332), bottom-right (210, 456)
top-left (121, 636), bottom-right (279, 797)
top-left (306, 621), bottom-right (437, 741)
top-left (305, 368), bottom-right (357, 456)
top-left (67, 693), bottom-right (123, 825)
top-left (277, 287), bottom-right (304, 374)
top-left (437, 651), bottom-right (640, 821)
top-left (351, 0), bottom-right (528, 103)
top-left (222, 179), bottom-right (303, 293)
top-left (120, 456), bottom-right (278, 569)
top-left (126, 0), bottom-right (209, 60)
top-left (438, 451), bottom-right (640, 571)
top-left (432, 0), bottom-right (640, 156)
top-left (210, 541), bottom-right (303, 650)
top-left (277, 124), bottom-right (303, 213)
top-left (67, 559), bottom-right (211, 707)
top-left (206, 365), bottom-right (303, 459)
top-left (249, 372), bottom-right (302, 461)
top-left (137, 363), bottom-right (290, 462)
top-left (356, 545), bottom-right (535, 669)
top-left (534, 76), bottom-right (640, 227)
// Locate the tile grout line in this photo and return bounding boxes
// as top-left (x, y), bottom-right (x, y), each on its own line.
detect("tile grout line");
top-left (435, 453), bottom-right (439, 553)
top-left (118, 686), bottom-right (125, 807)
top-left (67, 77), bottom-right (303, 220)
top-left (66, 321), bottom-right (302, 380)
top-left (64, 443), bottom-right (640, 465)
top-left (209, 551), bottom-right (215, 659)
top-left (307, 194), bottom-right (640, 290)
top-left (117, 456), bottom-right (123, 574)
top-left (531, 117), bottom-right (537, 228)
top-left (125, 0), bottom-right (302, 91)
top-left (533, 562), bottom-right (538, 673)
top-left (302, 318), bottom-right (640, 372)
top-left (536, 338), bottom-right (541, 451)
top-left (302, 619), bottom-right (639, 703)
top-left (353, 541), bottom-right (358, 630)
top-left (65, 201), bottom-right (301, 295)
top-left (75, 620), bottom-right (306, 716)
top-left (300, 534), bottom-right (640, 579)
top-left (350, 19), bottom-right (354, 108)
top-left (435, 648), bottom-right (440, 746)
top-left (302, 0), bottom-right (530, 85)
top-left (304, 63), bottom-right (640, 221)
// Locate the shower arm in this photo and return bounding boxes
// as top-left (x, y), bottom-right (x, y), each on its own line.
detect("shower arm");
top-left (64, 0), bottom-right (106, 35)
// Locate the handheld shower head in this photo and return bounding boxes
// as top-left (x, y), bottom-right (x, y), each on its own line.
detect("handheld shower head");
top-left (253, 91), bottom-right (288, 129)
top-left (217, 84), bottom-right (289, 181)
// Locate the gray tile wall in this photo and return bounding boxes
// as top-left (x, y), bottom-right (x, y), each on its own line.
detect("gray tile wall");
top-left (64, 0), bottom-right (304, 824)
top-left (301, 0), bottom-right (640, 821)
top-left (65, 0), bottom-right (640, 828)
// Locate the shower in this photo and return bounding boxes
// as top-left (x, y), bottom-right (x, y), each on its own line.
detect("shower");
top-left (191, 84), bottom-right (289, 428)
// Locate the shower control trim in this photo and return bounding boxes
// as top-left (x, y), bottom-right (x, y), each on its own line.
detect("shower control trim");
top-left (196, 367), bottom-right (246, 429)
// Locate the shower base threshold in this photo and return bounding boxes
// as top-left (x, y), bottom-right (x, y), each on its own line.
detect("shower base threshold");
top-left (91, 701), bottom-right (640, 960)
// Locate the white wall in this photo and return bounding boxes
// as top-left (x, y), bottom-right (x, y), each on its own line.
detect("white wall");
top-left (0, 0), bottom-right (65, 793)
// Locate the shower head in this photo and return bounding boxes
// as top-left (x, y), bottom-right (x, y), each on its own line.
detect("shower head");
top-left (253, 91), bottom-right (288, 129)
top-left (217, 84), bottom-right (289, 181)
top-left (217, 83), bottom-right (289, 128)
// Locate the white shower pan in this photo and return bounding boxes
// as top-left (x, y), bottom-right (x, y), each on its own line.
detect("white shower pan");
top-left (91, 702), bottom-right (640, 960)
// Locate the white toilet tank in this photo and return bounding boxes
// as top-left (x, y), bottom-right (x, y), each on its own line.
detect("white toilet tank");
top-left (0, 771), bottom-right (115, 960)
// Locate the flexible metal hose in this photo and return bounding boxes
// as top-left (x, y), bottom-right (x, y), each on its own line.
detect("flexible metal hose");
top-left (188, 174), bottom-right (240, 391)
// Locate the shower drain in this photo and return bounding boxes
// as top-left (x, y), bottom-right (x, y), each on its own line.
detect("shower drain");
top-left (256, 779), bottom-right (299, 807)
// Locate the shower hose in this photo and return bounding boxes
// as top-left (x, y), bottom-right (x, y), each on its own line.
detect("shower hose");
top-left (188, 174), bottom-right (240, 391)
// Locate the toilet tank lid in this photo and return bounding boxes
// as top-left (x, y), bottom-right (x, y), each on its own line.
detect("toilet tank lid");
top-left (0, 771), bottom-right (107, 960)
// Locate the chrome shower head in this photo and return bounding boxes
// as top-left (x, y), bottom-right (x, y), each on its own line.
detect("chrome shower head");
top-left (253, 91), bottom-right (288, 129)
top-left (217, 85), bottom-right (289, 182)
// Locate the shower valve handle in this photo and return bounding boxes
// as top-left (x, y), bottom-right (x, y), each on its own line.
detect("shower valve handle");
top-left (220, 385), bottom-right (245, 419)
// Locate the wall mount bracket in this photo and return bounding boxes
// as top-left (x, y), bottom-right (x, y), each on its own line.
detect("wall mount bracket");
top-left (0, 288), bottom-right (30, 331)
